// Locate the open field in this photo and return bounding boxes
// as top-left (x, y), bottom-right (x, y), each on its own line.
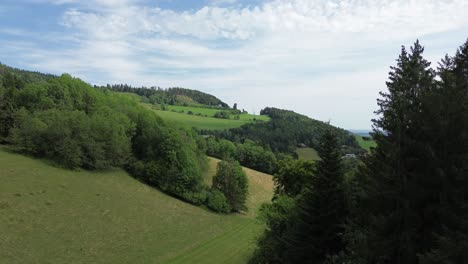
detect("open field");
top-left (116, 92), bottom-right (269, 131)
top-left (152, 109), bottom-right (253, 130)
top-left (355, 135), bottom-right (377, 151)
top-left (0, 147), bottom-right (273, 264)
top-left (163, 105), bottom-right (270, 122)
top-left (296, 147), bottom-right (320, 161)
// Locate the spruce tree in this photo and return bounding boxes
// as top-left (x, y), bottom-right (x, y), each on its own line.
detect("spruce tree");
top-left (285, 129), bottom-right (347, 263)
top-left (418, 38), bottom-right (468, 263)
top-left (362, 40), bottom-right (438, 263)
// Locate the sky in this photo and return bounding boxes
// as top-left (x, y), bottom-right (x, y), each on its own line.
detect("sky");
top-left (0, 0), bottom-right (467, 129)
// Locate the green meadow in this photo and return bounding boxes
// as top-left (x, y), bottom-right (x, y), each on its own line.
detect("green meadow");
top-left (116, 92), bottom-right (270, 131)
top-left (0, 147), bottom-right (273, 264)
top-left (152, 109), bottom-right (253, 130)
top-left (163, 105), bottom-right (270, 122)
top-left (296, 147), bottom-right (320, 161)
top-left (355, 135), bottom-right (377, 152)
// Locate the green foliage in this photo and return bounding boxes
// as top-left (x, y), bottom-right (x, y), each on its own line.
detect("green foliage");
top-left (0, 68), bottom-right (211, 210)
top-left (251, 130), bottom-right (348, 264)
top-left (273, 157), bottom-right (314, 197)
top-left (249, 195), bottom-right (297, 264)
top-left (237, 140), bottom-right (277, 174)
top-left (212, 160), bottom-right (248, 212)
top-left (346, 39), bottom-right (468, 263)
top-left (284, 129), bottom-right (348, 263)
top-left (106, 84), bottom-right (230, 108)
top-left (209, 107), bottom-right (362, 156)
top-left (206, 137), bottom-right (238, 159)
top-left (206, 189), bottom-right (232, 213)
top-left (214, 111), bottom-right (230, 119)
top-left (206, 137), bottom-right (277, 174)
top-left (356, 41), bottom-right (440, 263)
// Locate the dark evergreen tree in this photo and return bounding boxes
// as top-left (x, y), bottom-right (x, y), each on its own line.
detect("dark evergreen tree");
top-left (360, 40), bottom-right (438, 263)
top-left (284, 129), bottom-right (347, 263)
top-left (418, 38), bottom-right (468, 263)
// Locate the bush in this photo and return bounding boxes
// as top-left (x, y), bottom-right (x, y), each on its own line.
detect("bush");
top-left (206, 189), bottom-right (231, 213)
top-left (213, 159), bottom-right (248, 212)
top-left (214, 111), bottom-right (230, 119)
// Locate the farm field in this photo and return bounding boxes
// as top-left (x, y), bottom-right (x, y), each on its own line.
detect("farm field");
top-left (152, 109), bottom-right (252, 130)
top-left (163, 105), bottom-right (271, 122)
top-left (0, 147), bottom-right (273, 264)
top-left (296, 147), bottom-right (320, 161)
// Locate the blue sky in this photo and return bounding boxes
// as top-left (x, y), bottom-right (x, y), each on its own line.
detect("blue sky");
top-left (1, 0), bottom-right (467, 129)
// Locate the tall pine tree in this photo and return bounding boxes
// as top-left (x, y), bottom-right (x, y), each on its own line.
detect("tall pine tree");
top-left (285, 129), bottom-right (347, 263)
top-left (418, 38), bottom-right (468, 263)
top-left (362, 40), bottom-right (437, 263)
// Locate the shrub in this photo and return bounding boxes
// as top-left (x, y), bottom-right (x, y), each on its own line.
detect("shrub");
top-left (213, 160), bottom-right (248, 212)
top-left (206, 189), bottom-right (231, 213)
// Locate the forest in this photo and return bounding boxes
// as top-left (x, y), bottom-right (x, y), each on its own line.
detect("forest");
top-left (249, 39), bottom-right (468, 263)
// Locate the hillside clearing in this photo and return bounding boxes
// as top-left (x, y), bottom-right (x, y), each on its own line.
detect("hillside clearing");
top-left (150, 108), bottom-right (252, 131)
top-left (355, 135), bottom-right (376, 151)
top-left (162, 105), bottom-right (270, 122)
top-left (296, 147), bottom-right (320, 161)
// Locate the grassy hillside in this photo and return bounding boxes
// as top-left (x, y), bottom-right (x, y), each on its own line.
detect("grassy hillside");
top-left (355, 135), bottom-right (376, 152)
top-left (163, 105), bottom-right (270, 122)
top-left (116, 92), bottom-right (267, 131)
top-left (0, 147), bottom-right (273, 264)
top-left (204, 157), bottom-right (274, 217)
top-left (152, 109), bottom-right (252, 130)
top-left (296, 147), bottom-right (320, 161)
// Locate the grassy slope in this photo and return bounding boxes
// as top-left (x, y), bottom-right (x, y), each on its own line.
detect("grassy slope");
top-left (204, 157), bottom-right (274, 217)
top-left (355, 135), bottom-right (376, 152)
top-left (0, 147), bottom-right (273, 264)
top-left (164, 105), bottom-right (270, 122)
top-left (117, 92), bottom-right (269, 131)
top-left (296, 147), bottom-right (320, 161)
top-left (152, 109), bottom-right (252, 131)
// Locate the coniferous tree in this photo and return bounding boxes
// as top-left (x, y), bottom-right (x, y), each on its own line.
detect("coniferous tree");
top-left (418, 38), bottom-right (468, 263)
top-left (285, 129), bottom-right (347, 263)
top-left (361, 40), bottom-right (438, 263)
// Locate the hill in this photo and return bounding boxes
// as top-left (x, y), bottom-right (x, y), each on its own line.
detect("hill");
top-left (120, 93), bottom-right (270, 131)
top-left (0, 63), bottom-right (55, 84)
top-left (105, 85), bottom-right (230, 108)
top-left (209, 107), bottom-right (362, 155)
top-left (0, 146), bottom-right (274, 264)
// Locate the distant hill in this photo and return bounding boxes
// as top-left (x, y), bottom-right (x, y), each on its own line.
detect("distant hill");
top-left (207, 107), bottom-right (363, 155)
top-left (0, 63), bottom-right (56, 84)
top-left (104, 84), bottom-right (230, 108)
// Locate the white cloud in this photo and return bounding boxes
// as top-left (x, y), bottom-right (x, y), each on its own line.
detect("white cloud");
top-left (5, 0), bottom-right (468, 128)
